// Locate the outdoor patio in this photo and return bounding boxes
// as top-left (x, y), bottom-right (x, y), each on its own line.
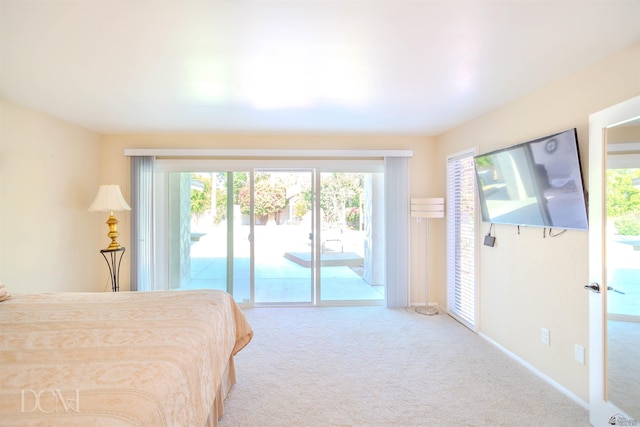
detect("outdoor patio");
top-left (180, 223), bottom-right (385, 305)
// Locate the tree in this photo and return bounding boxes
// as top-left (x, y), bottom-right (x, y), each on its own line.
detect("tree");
top-left (320, 173), bottom-right (363, 228)
top-left (607, 169), bottom-right (640, 235)
top-left (190, 174), bottom-right (212, 223)
top-left (232, 172), bottom-right (248, 204)
top-left (214, 187), bottom-right (227, 224)
top-left (238, 177), bottom-right (287, 224)
top-left (607, 169), bottom-right (640, 216)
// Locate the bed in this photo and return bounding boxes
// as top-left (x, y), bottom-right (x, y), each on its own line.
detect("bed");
top-left (0, 289), bottom-right (253, 427)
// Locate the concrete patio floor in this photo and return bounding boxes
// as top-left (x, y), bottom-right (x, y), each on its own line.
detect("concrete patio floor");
top-left (180, 223), bottom-right (385, 305)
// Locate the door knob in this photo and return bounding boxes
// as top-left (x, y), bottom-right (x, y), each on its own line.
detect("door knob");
top-left (584, 283), bottom-right (601, 293)
top-left (607, 286), bottom-right (625, 294)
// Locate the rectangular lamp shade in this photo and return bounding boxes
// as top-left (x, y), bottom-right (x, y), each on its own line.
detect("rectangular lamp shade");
top-left (410, 197), bottom-right (444, 218)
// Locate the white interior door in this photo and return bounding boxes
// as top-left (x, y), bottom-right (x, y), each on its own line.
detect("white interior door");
top-left (588, 95), bottom-right (640, 427)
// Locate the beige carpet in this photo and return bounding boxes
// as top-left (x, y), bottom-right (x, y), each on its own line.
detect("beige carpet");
top-left (220, 306), bottom-right (589, 426)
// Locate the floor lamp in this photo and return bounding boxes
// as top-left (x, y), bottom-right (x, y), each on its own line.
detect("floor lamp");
top-left (410, 197), bottom-right (444, 316)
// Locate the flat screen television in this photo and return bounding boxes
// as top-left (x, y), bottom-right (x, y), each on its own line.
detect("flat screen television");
top-left (473, 128), bottom-right (588, 230)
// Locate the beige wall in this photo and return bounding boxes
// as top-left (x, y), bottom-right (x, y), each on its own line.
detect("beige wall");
top-left (100, 134), bottom-right (438, 296)
top-left (433, 43), bottom-right (640, 403)
top-left (0, 99), bottom-right (103, 292)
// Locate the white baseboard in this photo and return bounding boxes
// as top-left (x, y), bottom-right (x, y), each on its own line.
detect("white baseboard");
top-left (479, 332), bottom-right (589, 411)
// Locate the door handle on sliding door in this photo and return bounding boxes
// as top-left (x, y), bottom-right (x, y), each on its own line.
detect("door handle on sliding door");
top-left (584, 283), bottom-right (601, 293)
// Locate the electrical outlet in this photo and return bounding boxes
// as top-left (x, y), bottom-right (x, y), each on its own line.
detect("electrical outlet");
top-left (575, 345), bottom-right (585, 364)
top-left (541, 328), bottom-right (550, 345)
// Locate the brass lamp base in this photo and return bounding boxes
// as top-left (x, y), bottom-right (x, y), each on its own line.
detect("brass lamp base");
top-left (105, 211), bottom-right (122, 250)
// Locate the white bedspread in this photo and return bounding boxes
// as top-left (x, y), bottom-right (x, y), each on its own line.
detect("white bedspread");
top-left (0, 290), bottom-right (253, 426)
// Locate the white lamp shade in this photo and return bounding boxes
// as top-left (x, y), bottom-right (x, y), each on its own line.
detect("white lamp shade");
top-left (88, 185), bottom-right (131, 212)
top-left (410, 197), bottom-right (444, 218)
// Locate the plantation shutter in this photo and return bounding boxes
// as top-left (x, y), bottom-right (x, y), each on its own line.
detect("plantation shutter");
top-left (446, 151), bottom-right (477, 329)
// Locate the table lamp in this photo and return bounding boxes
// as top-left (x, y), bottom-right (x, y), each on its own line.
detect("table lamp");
top-left (89, 184), bottom-right (131, 250)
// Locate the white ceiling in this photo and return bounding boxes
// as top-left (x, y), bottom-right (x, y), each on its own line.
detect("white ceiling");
top-left (1, 1), bottom-right (639, 135)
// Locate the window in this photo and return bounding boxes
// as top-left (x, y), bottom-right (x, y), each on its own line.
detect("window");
top-left (446, 150), bottom-right (477, 329)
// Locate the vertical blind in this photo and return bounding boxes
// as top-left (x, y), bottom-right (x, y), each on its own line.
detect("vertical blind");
top-left (130, 156), bottom-right (155, 291)
top-left (385, 156), bottom-right (410, 308)
top-left (446, 151), bottom-right (476, 329)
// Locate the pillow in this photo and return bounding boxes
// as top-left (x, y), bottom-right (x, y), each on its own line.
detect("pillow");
top-left (0, 282), bottom-right (10, 302)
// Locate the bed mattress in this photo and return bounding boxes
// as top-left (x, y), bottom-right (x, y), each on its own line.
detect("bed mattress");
top-left (0, 290), bottom-right (253, 426)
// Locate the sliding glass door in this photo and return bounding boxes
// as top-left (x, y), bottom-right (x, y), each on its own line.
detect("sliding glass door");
top-left (166, 170), bottom-right (251, 303)
top-left (155, 159), bottom-right (386, 306)
top-left (318, 171), bottom-right (385, 302)
top-left (253, 170), bottom-right (314, 304)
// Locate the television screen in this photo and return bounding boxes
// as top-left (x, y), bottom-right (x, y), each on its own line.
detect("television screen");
top-left (474, 129), bottom-right (588, 230)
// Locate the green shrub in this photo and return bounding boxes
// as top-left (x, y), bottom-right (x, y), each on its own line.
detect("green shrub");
top-left (346, 207), bottom-right (360, 229)
top-left (293, 197), bottom-right (310, 221)
top-left (614, 217), bottom-right (640, 236)
top-left (214, 187), bottom-right (227, 224)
